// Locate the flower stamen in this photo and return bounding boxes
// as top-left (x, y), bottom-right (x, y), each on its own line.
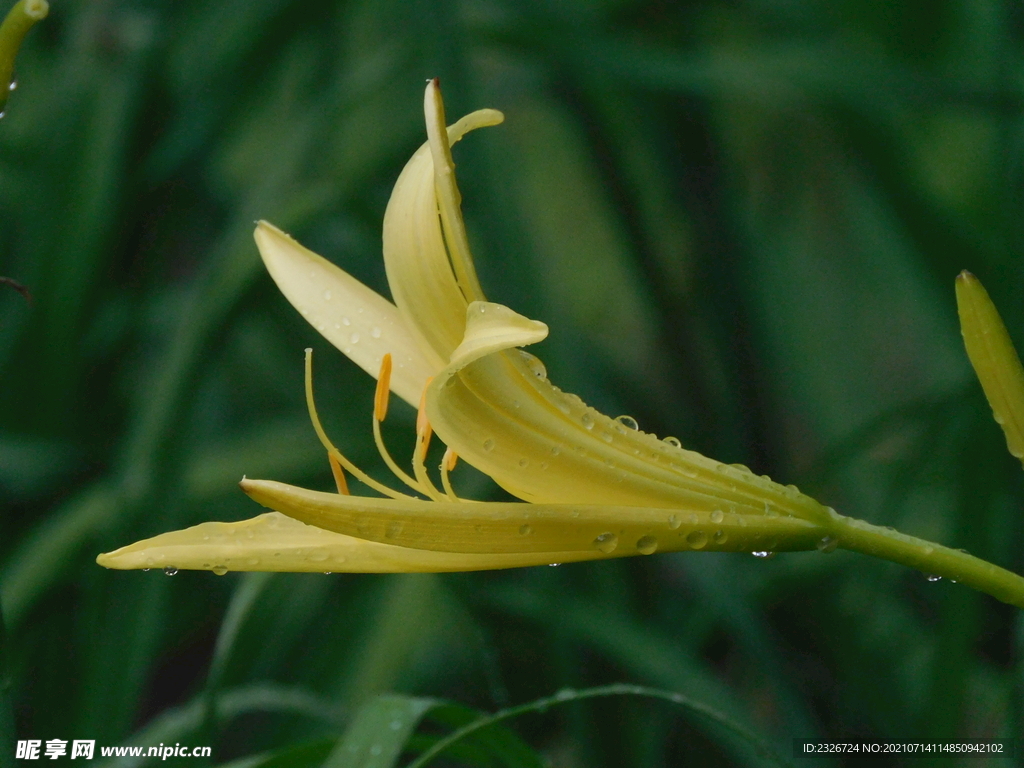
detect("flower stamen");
top-left (328, 453), bottom-right (350, 495)
top-left (304, 348), bottom-right (416, 501)
top-left (440, 447), bottom-right (462, 502)
top-left (371, 353), bottom-right (430, 496)
top-left (412, 378), bottom-right (447, 501)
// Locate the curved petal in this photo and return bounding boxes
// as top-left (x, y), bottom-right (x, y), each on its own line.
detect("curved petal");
top-left (428, 301), bottom-right (833, 524)
top-left (96, 512), bottom-right (605, 573)
top-left (255, 221), bottom-right (440, 407)
top-left (382, 107), bottom-right (503, 365)
top-left (240, 479), bottom-right (826, 555)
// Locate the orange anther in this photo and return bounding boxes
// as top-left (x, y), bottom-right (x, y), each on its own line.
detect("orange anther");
top-left (329, 453), bottom-right (350, 496)
top-left (443, 447), bottom-right (458, 472)
top-left (374, 354), bottom-right (393, 422)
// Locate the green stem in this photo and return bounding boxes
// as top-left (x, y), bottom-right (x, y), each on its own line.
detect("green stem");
top-left (830, 511), bottom-right (1024, 608)
top-left (0, 0), bottom-right (47, 112)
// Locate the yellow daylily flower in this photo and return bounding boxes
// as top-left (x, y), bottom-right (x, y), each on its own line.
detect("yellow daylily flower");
top-left (98, 81), bottom-right (1024, 608)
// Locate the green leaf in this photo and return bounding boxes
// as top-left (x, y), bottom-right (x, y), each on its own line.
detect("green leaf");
top-left (322, 694), bottom-right (438, 768)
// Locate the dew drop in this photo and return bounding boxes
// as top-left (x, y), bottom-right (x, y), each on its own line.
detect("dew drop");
top-left (369, 744), bottom-right (382, 757)
top-left (636, 535), bottom-right (658, 555)
top-left (483, 438), bottom-right (495, 452)
top-left (8, 79), bottom-right (16, 91)
top-left (519, 524), bottom-right (533, 535)
top-left (548, 562), bottom-right (561, 567)
top-left (751, 551), bottom-right (775, 559)
top-left (540, 461), bottom-right (549, 470)
top-left (615, 415), bottom-right (639, 430)
top-left (247, 558), bottom-right (260, 566)
top-left (816, 535), bottom-right (839, 554)
top-left (550, 446), bottom-right (561, 456)
top-left (371, 326), bottom-right (382, 338)
top-left (389, 720), bottom-right (403, 731)
top-left (663, 436), bottom-right (682, 448)
top-left (350, 332), bottom-right (360, 344)
top-left (520, 351), bottom-right (547, 379)
top-left (212, 566), bottom-right (228, 576)
top-left (713, 529), bottom-right (728, 544)
top-left (142, 568), bottom-right (150, 572)
top-left (593, 532), bottom-right (618, 553)
top-left (710, 509), bottom-right (724, 524)
top-left (581, 413), bottom-right (594, 430)
top-left (323, 289), bottom-right (332, 300)
top-left (163, 566), bottom-right (178, 576)
top-left (518, 458), bottom-right (529, 468)
top-left (668, 514), bottom-right (681, 529)
top-left (600, 431), bottom-right (613, 443)
top-left (925, 573), bottom-right (942, 582)
top-left (342, 316), bottom-right (351, 326)
top-left (687, 512), bottom-right (699, 525)
top-left (686, 530), bottom-right (708, 549)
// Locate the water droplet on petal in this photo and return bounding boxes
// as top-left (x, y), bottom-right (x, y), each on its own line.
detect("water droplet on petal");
top-left (710, 509), bottom-right (724, 524)
top-left (519, 351), bottom-right (547, 379)
top-left (686, 530), bottom-right (708, 549)
top-left (600, 431), bottom-right (613, 443)
top-left (668, 514), bottom-right (681, 529)
top-left (925, 573), bottom-right (942, 582)
top-left (519, 524), bottom-right (533, 535)
top-left (518, 458), bottom-right (529, 468)
top-left (751, 551), bottom-right (775, 559)
top-left (593, 532), bottom-right (618, 553)
top-left (371, 326), bottom-right (382, 338)
top-left (323, 289), bottom-right (332, 300)
top-left (212, 566), bottom-right (228, 576)
top-left (713, 529), bottom-right (728, 544)
top-left (342, 316), bottom-right (351, 326)
top-left (548, 562), bottom-right (561, 567)
top-left (163, 566), bottom-right (178, 576)
top-left (615, 415), bottom-right (639, 430)
top-left (483, 438), bottom-right (495, 452)
top-left (636, 535), bottom-right (658, 555)
top-left (816, 535), bottom-right (839, 553)
top-left (8, 79), bottom-right (16, 91)
top-left (581, 413), bottom-right (594, 430)
top-left (350, 332), bottom-right (360, 344)
top-left (390, 720), bottom-right (403, 731)
top-left (663, 436), bottom-right (681, 448)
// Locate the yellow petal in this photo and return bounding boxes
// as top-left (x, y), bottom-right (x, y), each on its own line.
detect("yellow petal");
top-left (956, 270), bottom-right (1024, 465)
top-left (240, 479), bottom-right (826, 555)
top-left (96, 512), bottom-right (604, 573)
top-left (382, 107), bottom-right (503, 364)
top-left (255, 220), bottom-right (439, 407)
top-left (429, 301), bottom-right (832, 524)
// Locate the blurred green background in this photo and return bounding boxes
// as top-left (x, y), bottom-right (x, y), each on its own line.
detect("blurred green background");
top-left (1, 0), bottom-right (1023, 765)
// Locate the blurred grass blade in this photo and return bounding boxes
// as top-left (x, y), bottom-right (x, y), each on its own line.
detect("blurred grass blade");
top-left (956, 271), bottom-right (1024, 467)
top-left (216, 739), bottom-right (335, 768)
top-left (201, 573), bottom-right (274, 748)
top-left (322, 693), bottom-right (438, 768)
top-left (405, 683), bottom-right (791, 768)
top-left (94, 683), bottom-right (344, 768)
top-left (0, 590), bottom-right (13, 768)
